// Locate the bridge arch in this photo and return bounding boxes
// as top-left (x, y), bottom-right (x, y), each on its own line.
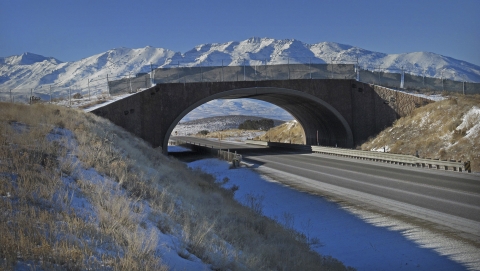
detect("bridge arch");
top-left (164, 87), bottom-right (354, 152)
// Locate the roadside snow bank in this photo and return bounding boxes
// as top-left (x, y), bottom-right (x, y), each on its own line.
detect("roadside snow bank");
top-left (188, 158), bottom-right (476, 271)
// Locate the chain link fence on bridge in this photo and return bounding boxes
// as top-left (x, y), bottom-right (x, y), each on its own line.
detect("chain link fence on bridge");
top-left (358, 69), bottom-right (480, 95)
top-left (2, 63), bottom-right (480, 106)
top-left (151, 64), bottom-right (356, 84)
top-left (0, 87), bottom-right (109, 105)
top-left (108, 74), bottom-right (151, 95)
top-left (0, 81), bottom-right (110, 105)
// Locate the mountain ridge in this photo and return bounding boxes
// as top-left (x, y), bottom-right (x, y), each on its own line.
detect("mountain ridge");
top-left (2, 37), bottom-right (480, 91)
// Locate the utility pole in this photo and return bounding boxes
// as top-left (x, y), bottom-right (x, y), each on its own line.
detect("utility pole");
top-left (9, 89), bottom-right (12, 103)
top-left (49, 85), bottom-right (52, 103)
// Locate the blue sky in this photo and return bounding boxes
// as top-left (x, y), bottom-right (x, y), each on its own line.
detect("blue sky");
top-left (1, 0), bottom-right (479, 65)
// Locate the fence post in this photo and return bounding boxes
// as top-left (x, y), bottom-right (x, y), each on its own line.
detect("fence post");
top-left (287, 57), bottom-right (290, 80)
top-left (441, 69), bottom-right (445, 92)
top-left (49, 85), bottom-right (52, 103)
top-left (10, 89), bottom-right (12, 103)
top-left (177, 62), bottom-right (180, 82)
top-left (243, 59), bottom-right (246, 81)
top-left (265, 59), bottom-right (267, 81)
top-left (423, 69), bottom-right (426, 87)
top-left (309, 57), bottom-right (312, 79)
top-left (87, 79), bottom-right (91, 101)
top-left (129, 73), bottom-right (132, 93)
top-left (356, 58), bottom-right (360, 81)
top-left (330, 59), bottom-right (334, 79)
top-left (107, 74), bottom-right (111, 96)
top-left (400, 66), bottom-right (404, 89)
top-left (378, 67), bottom-right (381, 82)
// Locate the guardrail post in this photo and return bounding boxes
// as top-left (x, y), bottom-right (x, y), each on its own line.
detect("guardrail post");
top-left (464, 161), bottom-right (471, 173)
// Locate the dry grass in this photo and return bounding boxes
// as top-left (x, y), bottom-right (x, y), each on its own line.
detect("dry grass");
top-left (361, 94), bottom-right (480, 172)
top-left (0, 102), bottom-right (353, 270)
top-left (202, 128), bottom-right (264, 141)
top-left (254, 120), bottom-right (305, 144)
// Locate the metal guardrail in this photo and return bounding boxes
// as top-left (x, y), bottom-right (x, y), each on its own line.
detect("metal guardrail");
top-left (245, 140), bottom-right (268, 146)
top-left (310, 145), bottom-right (469, 173)
top-left (245, 140), bottom-right (470, 173)
top-left (171, 139), bottom-right (242, 166)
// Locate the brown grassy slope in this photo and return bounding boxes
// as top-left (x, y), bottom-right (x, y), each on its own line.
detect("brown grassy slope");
top-left (199, 129), bottom-right (265, 141)
top-left (253, 120), bottom-right (305, 144)
top-left (0, 102), bottom-right (353, 271)
top-left (360, 95), bottom-right (480, 172)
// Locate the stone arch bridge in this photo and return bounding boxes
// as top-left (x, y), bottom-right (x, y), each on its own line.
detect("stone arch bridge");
top-left (91, 79), bottom-right (431, 154)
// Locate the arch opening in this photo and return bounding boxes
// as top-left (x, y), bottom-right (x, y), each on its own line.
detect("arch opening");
top-left (165, 87), bottom-right (353, 152)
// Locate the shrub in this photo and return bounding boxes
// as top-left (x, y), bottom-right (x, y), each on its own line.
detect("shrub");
top-left (198, 129), bottom-right (209, 135)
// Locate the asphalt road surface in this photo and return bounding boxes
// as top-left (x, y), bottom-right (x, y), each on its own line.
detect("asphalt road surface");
top-left (170, 136), bottom-right (480, 238)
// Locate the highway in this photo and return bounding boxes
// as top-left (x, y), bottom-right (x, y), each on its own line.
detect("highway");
top-left (170, 136), bottom-right (480, 238)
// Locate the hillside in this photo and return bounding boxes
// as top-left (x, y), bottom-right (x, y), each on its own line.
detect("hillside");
top-left (361, 95), bottom-right (480, 172)
top-left (253, 120), bottom-right (305, 144)
top-left (173, 115), bottom-right (285, 136)
top-left (0, 102), bottom-right (352, 270)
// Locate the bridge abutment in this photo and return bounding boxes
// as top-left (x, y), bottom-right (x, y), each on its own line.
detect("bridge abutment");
top-left (91, 79), bottom-right (431, 154)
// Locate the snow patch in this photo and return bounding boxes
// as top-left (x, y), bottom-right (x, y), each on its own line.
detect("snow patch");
top-left (456, 106), bottom-right (480, 137)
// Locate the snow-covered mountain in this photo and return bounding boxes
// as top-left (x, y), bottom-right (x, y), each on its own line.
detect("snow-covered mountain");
top-left (2, 37), bottom-right (480, 91)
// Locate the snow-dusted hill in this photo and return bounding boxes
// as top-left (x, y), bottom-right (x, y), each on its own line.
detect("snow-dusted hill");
top-left (2, 37), bottom-right (480, 91)
top-left (173, 115), bottom-right (285, 136)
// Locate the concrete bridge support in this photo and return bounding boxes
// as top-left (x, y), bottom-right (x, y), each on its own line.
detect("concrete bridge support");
top-left (91, 79), bottom-right (430, 154)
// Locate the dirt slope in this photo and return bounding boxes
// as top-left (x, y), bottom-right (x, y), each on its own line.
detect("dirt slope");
top-left (253, 120), bottom-right (305, 144)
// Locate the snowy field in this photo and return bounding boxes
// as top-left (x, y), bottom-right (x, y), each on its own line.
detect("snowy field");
top-left (187, 158), bottom-right (479, 271)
